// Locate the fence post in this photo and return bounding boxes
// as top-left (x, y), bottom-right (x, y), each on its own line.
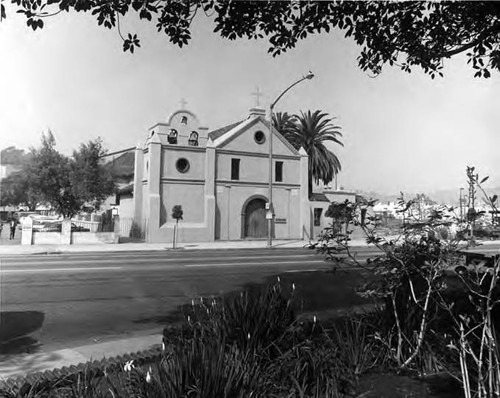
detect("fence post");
top-left (113, 215), bottom-right (120, 244)
top-left (61, 219), bottom-right (71, 245)
top-left (21, 218), bottom-right (33, 245)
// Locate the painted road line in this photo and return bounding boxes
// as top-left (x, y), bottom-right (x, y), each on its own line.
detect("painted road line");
top-left (0, 254), bottom-right (320, 267)
top-left (184, 260), bottom-right (326, 267)
top-left (1, 266), bottom-right (123, 274)
top-left (0, 249), bottom-right (312, 259)
top-left (284, 269), bottom-right (326, 273)
top-left (0, 261), bottom-right (324, 274)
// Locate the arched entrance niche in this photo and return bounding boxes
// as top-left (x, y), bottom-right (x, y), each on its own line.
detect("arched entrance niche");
top-left (241, 195), bottom-right (272, 239)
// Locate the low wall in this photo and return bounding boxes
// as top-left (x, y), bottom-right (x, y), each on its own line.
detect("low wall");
top-left (31, 231), bottom-right (117, 245)
top-left (32, 232), bottom-right (62, 245)
top-left (72, 232), bottom-right (116, 244)
top-left (26, 216), bottom-right (120, 245)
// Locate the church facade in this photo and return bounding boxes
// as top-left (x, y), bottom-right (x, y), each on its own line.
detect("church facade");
top-left (132, 106), bottom-right (314, 243)
top-left (125, 105), bottom-right (358, 243)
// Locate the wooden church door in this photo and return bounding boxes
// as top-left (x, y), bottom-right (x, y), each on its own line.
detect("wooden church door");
top-left (244, 198), bottom-right (267, 238)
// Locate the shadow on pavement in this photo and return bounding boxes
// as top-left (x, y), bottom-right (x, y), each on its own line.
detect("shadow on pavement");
top-left (132, 311), bottom-right (185, 325)
top-left (133, 269), bottom-right (378, 329)
top-left (0, 311), bottom-right (45, 356)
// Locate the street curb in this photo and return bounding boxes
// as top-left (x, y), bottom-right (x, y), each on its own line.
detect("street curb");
top-left (0, 245), bottom-right (318, 257)
top-left (0, 239), bottom-right (318, 256)
top-left (0, 346), bottom-right (163, 391)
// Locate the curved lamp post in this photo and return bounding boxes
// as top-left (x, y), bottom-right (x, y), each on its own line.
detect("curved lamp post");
top-left (268, 71), bottom-right (314, 248)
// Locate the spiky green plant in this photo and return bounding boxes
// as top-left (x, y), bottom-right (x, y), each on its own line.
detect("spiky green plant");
top-left (160, 338), bottom-right (261, 398)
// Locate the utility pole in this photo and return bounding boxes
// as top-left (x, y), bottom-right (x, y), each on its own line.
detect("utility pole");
top-left (267, 72), bottom-right (314, 248)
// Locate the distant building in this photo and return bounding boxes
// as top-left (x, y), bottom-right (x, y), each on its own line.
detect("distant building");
top-left (0, 164), bottom-right (22, 180)
top-left (373, 201), bottom-right (400, 219)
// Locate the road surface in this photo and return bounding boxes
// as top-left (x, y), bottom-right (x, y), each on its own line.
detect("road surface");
top-left (0, 247), bottom-right (380, 356)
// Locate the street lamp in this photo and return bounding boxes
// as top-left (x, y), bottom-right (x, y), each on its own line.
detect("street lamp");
top-left (267, 71), bottom-right (314, 248)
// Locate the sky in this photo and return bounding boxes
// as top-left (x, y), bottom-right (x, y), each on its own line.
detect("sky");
top-left (1, 6), bottom-right (499, 195)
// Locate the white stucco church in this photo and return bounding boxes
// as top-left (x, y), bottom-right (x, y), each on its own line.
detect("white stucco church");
top-left (113, 104), bottom-right (356, 243)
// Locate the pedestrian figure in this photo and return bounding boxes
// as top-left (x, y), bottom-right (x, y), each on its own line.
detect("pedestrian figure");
top-left (9, 218), bottom-right (17, 240)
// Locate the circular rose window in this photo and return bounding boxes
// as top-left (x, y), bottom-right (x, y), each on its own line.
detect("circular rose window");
top-left (176, 158), bottom-right (190, 173)
top-left (254, 130), bottom-right (266, 144)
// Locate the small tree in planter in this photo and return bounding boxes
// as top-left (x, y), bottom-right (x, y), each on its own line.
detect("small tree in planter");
top-left (172, 205), bottom-right (183, 249)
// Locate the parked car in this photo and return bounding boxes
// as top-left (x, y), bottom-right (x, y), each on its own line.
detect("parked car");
top-left (30, 219), bottom-right (90, 232)
top-left (18, 212), bottom-right (39, 229)
top-left (71, 223), bottom-right (90, 232)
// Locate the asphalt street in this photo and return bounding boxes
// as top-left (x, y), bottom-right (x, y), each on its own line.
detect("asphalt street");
top-left (0, 247), bottom-right (380, 358)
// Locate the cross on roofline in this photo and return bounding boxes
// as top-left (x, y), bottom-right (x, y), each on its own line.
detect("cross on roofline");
top-left (180, 98), bottom-right (187, 109)
top-left (251, 86), bottom-right (263, 107)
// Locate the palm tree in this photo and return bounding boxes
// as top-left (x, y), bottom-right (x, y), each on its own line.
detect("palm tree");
top-left (284, 110), bottom-right (343, 198)
top-left (272, 112), bottom-right (297, 142)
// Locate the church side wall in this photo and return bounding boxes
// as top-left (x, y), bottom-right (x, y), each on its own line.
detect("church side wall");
top-left (215, 148), bottom-right (302, 240)
top-left (144, 145), bottom-right (213, 243)
top-left (159, 146), bottom-right (207, 227)
top-left (161, 183), bottom-right (205, 223)
top-left (215, 184), bottom-right (302, 240)
top-left (275, 187), bottom-right (301, 239)
top-left (161, 146), bottom-right (205, 179)
top-left (141, 182), bottom-right (149, 236)
top-left (216, 153), bottom-right (300, 184)
top-left (220, 120), bottom-right (296, 158)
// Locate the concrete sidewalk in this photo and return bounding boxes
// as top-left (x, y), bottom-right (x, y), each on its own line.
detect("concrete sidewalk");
top-left (0, 238), bottom-right (371, 256)
top-left (2, 236), bottom-right (498, 257)
top-left (0, 304), bottom-right (374, 382)
top-left (0, 330), bottom-right (162, 381)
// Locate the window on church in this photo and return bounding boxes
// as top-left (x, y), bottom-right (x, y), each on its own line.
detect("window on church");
top-left (181, 116), bottom-right (188, 125)
top-left (168, 129), bottom-right (178, 144)
top-left (188, 131), bottom-right (199, 146)
top-left (176, 158), bottom-right (190, 173)
top-left (275, 161), bottom-right (283, 182)
top-left (254, 130), bottom-right (265, 144)
top-left (231, 158), bottom-right (240, 180)
top-left (314, 208), bottom-right (323, 227)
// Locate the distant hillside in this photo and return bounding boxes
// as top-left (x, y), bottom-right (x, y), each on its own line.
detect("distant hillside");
top-left (354, 190), bottom-right (400, 204)
top-left (104, 151), bottom-right (135, 183)
top-left (0, 146), bottom-right (28, 165)
top-left (355, 187), bottom-right (500, 206)
top-left (429, 187), bottom-right (500, 206)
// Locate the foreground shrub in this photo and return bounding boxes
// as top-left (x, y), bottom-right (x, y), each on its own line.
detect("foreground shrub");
top-left (171, 279), bottom-right (296, 357)
top-left (315, 166), bottom-right (500, 397)
top-left (160, 338), bottom-right (262, 397)
top-left (3, 278), bottom-right (413, 397)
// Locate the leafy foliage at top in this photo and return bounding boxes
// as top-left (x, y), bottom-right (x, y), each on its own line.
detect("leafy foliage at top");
top-left (5, 1), bottom-right (500, 78)
top-left (0, 146), bottom-right (28, 165)
top-left (0, 171), bottom-right (39, 210)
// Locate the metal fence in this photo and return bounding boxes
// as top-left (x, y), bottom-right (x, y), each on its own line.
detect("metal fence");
top-left (31, 217), bottom-right (115, 233)
top-left (27, 216), bottom-right (149, 241)
top-left (116, 217), bottom-right (148, 241)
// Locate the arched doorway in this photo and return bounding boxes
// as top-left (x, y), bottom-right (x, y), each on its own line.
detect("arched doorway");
top-left (243, 198), bottom-right (267, 238)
